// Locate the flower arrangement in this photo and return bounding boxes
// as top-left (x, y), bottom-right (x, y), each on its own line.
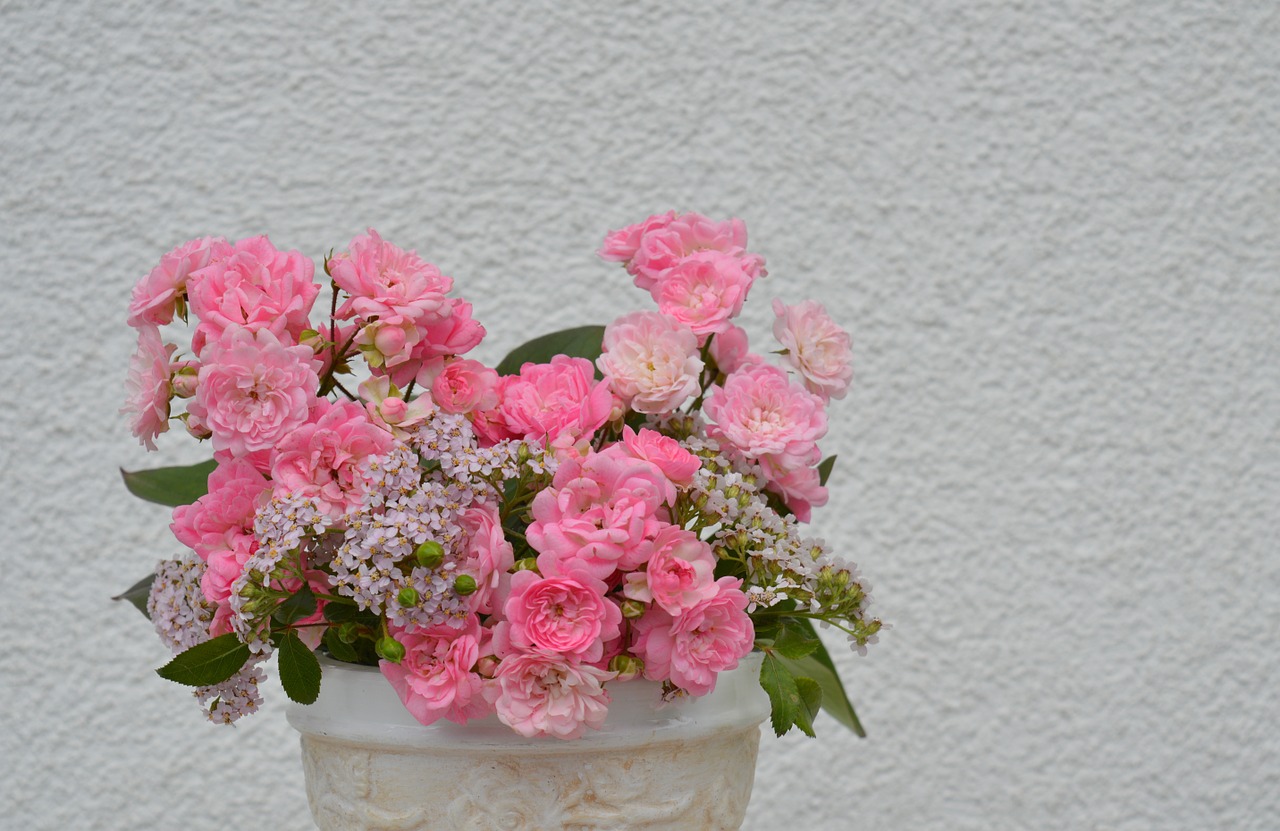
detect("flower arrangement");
top-left (118, 212), bottom-right (882, 741)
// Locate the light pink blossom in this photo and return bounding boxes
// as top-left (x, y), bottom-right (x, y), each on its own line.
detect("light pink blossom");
top-left (328, 229), bottom-right (453, 324)
top-left (620, 426), bottom-right (701, 487)
top-left (270, 398), bottom-right (394, 517)
top-left (703, 363), bottom-right (827, 459)
top-left (358, 376), bottom-right (435, 439)
top-left (458, 503), bottom-right (514, 615)
top-left (632, 577), bottom-right (754, 696)
top-left (488, 652), bottom-right (615, 740)
top-left (187, 235), bottom-right (319, 353)
top-left (381, 619), bottom-right (488, 726)
top-left (494, 570), bottom-right (622, 664)
top-left (629, 213), bottom-right (762, 291)
top-left (708, 324), bottom-right (751, 375)
top-left (413, 299), bottom-right (486, 360)
top-left (759, 447), bottom-right (829, 523)
top-left (121, 326), bottom-right (176, 451)
top-left (127, 236), bottom-right (232, 328)
top-left (597, 311), bottom-right (703, 414)
top-left (623, 525), bottom-right (718, 614)
top-left (201, 535), bottom-right (256, 604)
top-left (650, 251), bottom-right (756, 337)
top-left (170, 458), bottom-right (269, 560)
top-left (186, 326), bottom-right (321, 458)
top-left (597, 211), bottom-right (676, 268)
top-left (497, 355), bottom-right (612, 446)
top-left (772, 299), bottom-right (853, 401)
top-left (424, 358), bottom-right (500, 415)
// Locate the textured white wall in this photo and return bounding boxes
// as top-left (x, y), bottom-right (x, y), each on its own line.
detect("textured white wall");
top-left (2, 1), bottom-right (1277, 828)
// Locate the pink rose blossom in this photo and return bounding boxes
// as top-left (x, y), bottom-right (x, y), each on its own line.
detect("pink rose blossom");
top-left (187, 326), bottom-right (320, 458)
top-left (630, 213), bottom-right (762, 291)
top-left (423, 358), bottom-right (500, 415)
top-left (201, 535), bottom-right (256, 604)
top-left (413, 299), bottom-right (486, 360)
top-left (632, 577), bottom-right (755, 696)
top-left (703, 363), bottom-right (828, 459)
top-left (497, 355), bottom-right (612, 445)
top-left (328, 229), bottom-right (453, 324)
top-left (270, 398), bottom-right (394, 517)
top-left (458, 503), bottom-right (514, 615)
top-left (650, 251), bottom-right (756, 337)
top-left (528, 445), bottom-right (675, 580)
top-left (358, 376), bottom-right (435, 439)
top-left (772, 299), bottom-right (853, 401)
top-left (708, 324), bottom-right (751, 375)
top-left (381, 619), bottom-right (488, 727)
top-left (170, 458), bottom-right (269, 559)
top-left (620, 426), bottom-right (701, 486)
top-left (494, 570), bottom-right (622, 663)
top-left (488, 652), bottom-right (615, 740)
top-left (623, 525), bottom-right (718, 614)
top-left (759, 447), bottom-right (829, 523)
top-left (127, 236), bottom-right (232, 328)
top-left (597, 211), bottom-right (676, 268)
top-left (597, 311), bottom-right (703, 414)
top-left (121, 326), bottom-right (176, 451)
top-left (354, 316), bottom-right (421, 370)
top-left (187, 235), bottom-right (319, 353)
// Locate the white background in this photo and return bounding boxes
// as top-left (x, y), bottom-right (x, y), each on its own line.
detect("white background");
top-left (2, 2), bottom-right (1277, 829)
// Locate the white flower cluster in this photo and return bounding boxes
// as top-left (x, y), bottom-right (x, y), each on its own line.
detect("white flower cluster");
top-left (148, 557), bottom-right (214, 653)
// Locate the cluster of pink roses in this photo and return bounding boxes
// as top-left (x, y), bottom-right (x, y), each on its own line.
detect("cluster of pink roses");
top-left (126, 212), bottom-right (863, 739)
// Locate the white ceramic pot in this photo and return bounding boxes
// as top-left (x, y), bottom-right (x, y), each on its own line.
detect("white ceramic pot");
top-left (287, 654), bottom-right (770, 831)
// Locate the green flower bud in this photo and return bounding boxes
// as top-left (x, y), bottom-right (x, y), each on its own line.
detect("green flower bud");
top-left (608, 654), bottom-right (644, 682)
top-left (512, 557), bottom-right (539, 573)
top-left (376, 636), bottom-right (405, 664)
top-left (414, 541), bottom-right (445, 569)
top-left (337, 621), bottom-right (359, 644)
top-left (397, 586), bottom-right (419, 607)
top-left (454, 574), bottom-right (478, 596)
top-left (621, 599), bottom-right (647, 619)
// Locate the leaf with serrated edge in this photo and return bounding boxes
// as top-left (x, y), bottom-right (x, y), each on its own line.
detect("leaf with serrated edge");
top-left (156, 633), bottom-right (250, 687)
top-left (773, 620), bottom-right (822, 660)
top-left (759, 652), bottom-right (802, 737)
top-left (278, 630), bottom-right (322, 705)
top-left (777, 620), bottom-right (866, 737)
top-left (120, 459), bottom-right (217, 507)
top-left (794, 676), bottom-right (823, 737)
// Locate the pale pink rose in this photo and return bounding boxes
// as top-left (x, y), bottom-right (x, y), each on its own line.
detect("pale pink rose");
top-left (127, 236), bottom-right (232, 328)
top-left (170, 458), bottom-right (269, 560)
top-left (381, 619), bottom-right (488, 726)
top-left (620, 426), bottom-right (701, 486)
top-left (458, 503), bottom-right (514, 614)
top-left (358, 376), bottom-right (435, 439)
top-left (528, 445), bottom-right (675, 580)
top-left (187, 326), bottom-right (321, 458)
top-left (329, 229), bottom-right (453, 323)
top-left (632, 577), bottom-right (755, 696)
top-left (498, 355), bottom-right (612, 445)
top-left (623, 525), bottom-right (718, 614)
top-left (758, 446), bottom-right (829, 522)
top-left (270, 398), bottom-right (393, 517)
top-left (488, 652), bottom-right (615, 740)
top-left (630, 213), bottom-right (762, 291)
top-left (494, 570), bottom-right (622, 664)
top-left (187, 235), bottom-right (319, 353)
top-left (414, 298), bottom-right (486, 360)
top-left (707, 324), bottom-right (751, 375)
top-left (597, 311), bottom-right (703, 414)
top-left (201, 534), bottom-right (256, 604)
top-left (703, 363), bottom-right (827, 459)
top-left (354, 316), bottom-right (421, 370)
top-left (426, 358), bottom-right (500, 415)
top-left (772, 299), bottom-right (853, 401)
top-left (650, 251), bottom-right (755, 337)
top-left (121, 326), bottom-right (176, 451)
top-left (212, 446), bottom-right (273, 475)
top-left (598, 211), bottom-right (677, 267)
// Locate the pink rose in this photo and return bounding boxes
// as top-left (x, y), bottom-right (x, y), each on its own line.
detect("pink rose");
top-left (598, 211), bottom-right (677, 270)
top-left (187, 235), bottom-right (319, 353)
top-left (758, 447), bottom-right (829, 522)
top-left (495, 570), bottom-right (621, 663)
top-left (458, 503), bottom-right (514, 615)
top-left (413, 298), bottom-right (486, 360)
top-left (127, 236), bottom-right (232, 329)
top-left (703, 363), bottom-right (827, 459)
top-left (381, 619), bottom-right (488, 726)
top-left (426, 358), bottom-right (500, 415)
top-left (632, 577), bottom-right (755, 696)
top-left (358, 376), bottom-right (434, 439)
top-left (170, 458), bottom-right (269, 560)
top-left (650, 251), bottom-right (756, 337)
top-left (201, 535), bottom-right (256, 604)
top-left (187, 326), bottom-right (320, 458)
top-left (620, 426), bottom-right (701, 486)
top-left (488, 652), bottom-right (615, 739)
top-left (707, 324), bottom-right (751, 375)
top-left (497, 355), bottom-right (612, 446)
top-left (121, 326), bottom-right (176, 451)
top-left (630, 213), bottom-right (761, 291)
top-left (772, 299), bottom-right (853, 401)
top-left (270, 398), bottom-right (394, 517)
top-left (354, 316), bottom-right (421, 370)
top-left (328, 229), bottom-right (453, 324)
top-left (597, 311), bottom-right (703, 414)
top-left (623, 525), bottom-right (718, 614)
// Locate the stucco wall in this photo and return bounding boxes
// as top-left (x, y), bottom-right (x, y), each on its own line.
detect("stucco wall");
top-left (2, 1), bottom-right (1277, 828)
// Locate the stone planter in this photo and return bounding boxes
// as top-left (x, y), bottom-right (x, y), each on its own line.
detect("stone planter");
top-left (287, 654), bottom-right (771, 831)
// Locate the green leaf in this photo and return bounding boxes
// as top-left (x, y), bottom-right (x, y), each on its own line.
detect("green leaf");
top-left (776, 620), bottom-right (866, 737)
top-left (773, 620), bottom-right (821, 660)
top-left (759, 652), bottom-right (802, 737)
top-left (156, 633), bottom-right (250, 687)
top-left (274, 586), bottom-right (317, 626)
top-left (817, 455), bottom-right (837, 487)
top-left (120, 459), bottom-right (217, 507)
top-left (112, 573), bottom-right (155, 619)
top-left (322, 601), bottom-right (368, 625)
top-left (496, 325), bottom-right (606, 376)
top-left (278, 630), bottom-right (322, 705)
top-left (322, 627), bottom-right (359, 663)
top-left (794, 676), bottom-right (823, 738)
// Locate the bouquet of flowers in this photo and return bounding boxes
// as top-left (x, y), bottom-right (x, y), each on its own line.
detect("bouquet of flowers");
top-left (117, 212), bottom-right (882, 741)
